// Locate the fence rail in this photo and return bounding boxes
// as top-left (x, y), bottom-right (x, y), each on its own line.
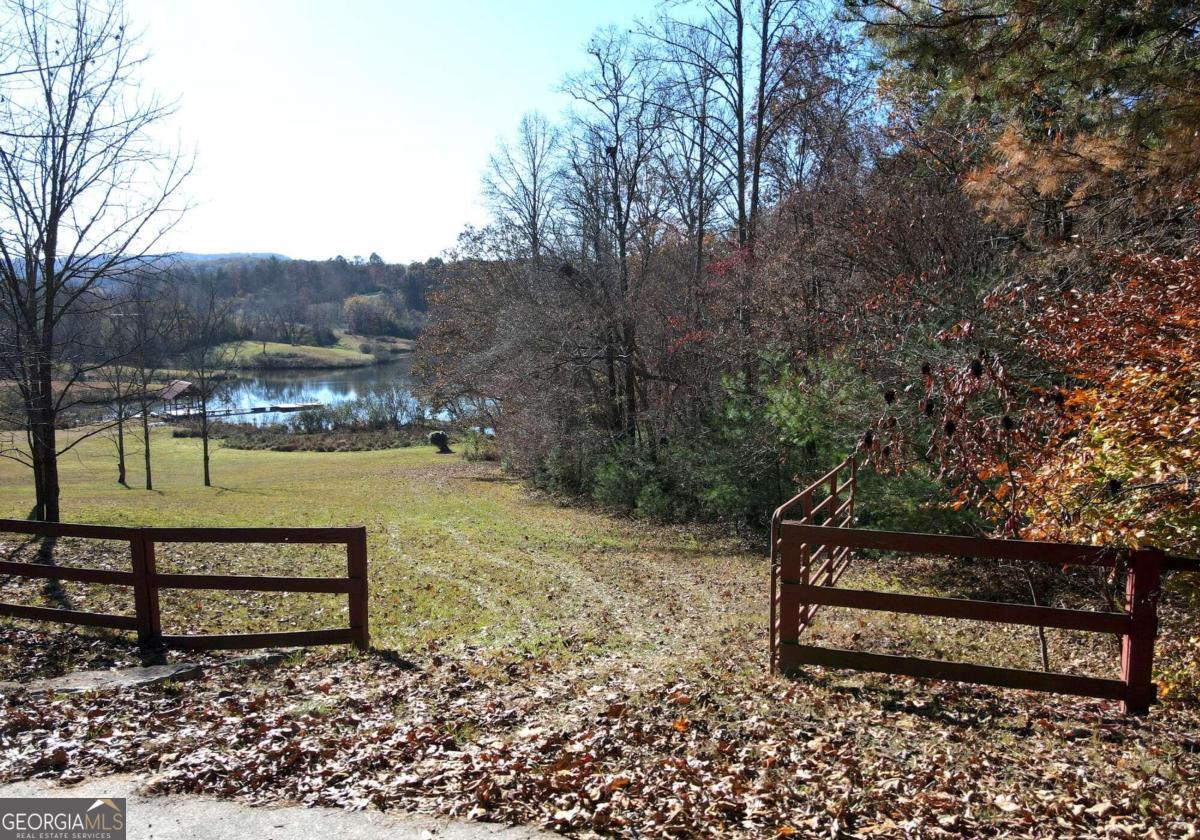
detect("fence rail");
top-left (769, 461), bottom-right (1199, 715)
top-left (770, 453), bottom-right (858, 667)
top-left (0, 518), bottom-right (368, 651)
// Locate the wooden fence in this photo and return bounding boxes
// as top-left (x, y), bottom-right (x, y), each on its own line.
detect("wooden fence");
top-left (770, 458), bottom-right (1200, 715)
top-left (0, 518), bottom-right (368, 651)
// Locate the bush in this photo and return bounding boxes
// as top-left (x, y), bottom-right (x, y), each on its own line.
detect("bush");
top-left (512, 355), bottom-right (975, 534)
top-left (462, 429), bottom-right (499, 462)
top-left (530, 444), bottom-right (597, 496)
top-left (592, 450), bottom-right (652, 511)
top-left (634, 480), bottom-right (674, 520)
top-left (283, 387), bottom-right (424, 433)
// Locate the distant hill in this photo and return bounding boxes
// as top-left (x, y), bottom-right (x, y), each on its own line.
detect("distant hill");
top-left (168, 252), bottom-right (291, 263)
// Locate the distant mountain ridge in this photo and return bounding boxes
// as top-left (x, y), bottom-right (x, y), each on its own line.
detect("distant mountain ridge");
top-left (168, 252), bottom-right (291, 263)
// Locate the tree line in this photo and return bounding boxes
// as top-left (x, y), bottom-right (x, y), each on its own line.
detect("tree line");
top-left (417, 0), bottom-right (1199, 550)
top-left (192, 254), bottom-right (439, 344)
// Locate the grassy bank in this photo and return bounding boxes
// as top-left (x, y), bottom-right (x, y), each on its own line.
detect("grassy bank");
top-left (333, 331), bottom-right (413, 353)
top-left (223, 340), bottom-right (377, 370)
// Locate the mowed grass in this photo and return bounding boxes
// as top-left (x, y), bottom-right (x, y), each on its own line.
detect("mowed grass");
top-left (0, 428), bottom-right (1144, 685)
top-left (332, 331), bottom-right (413, 353)
top-left (0, 428), bottom-right (761, 662)
top-left (5, 429), bottom-right (1199, 839)
top-left (223, 340), bottom-right (376, 368)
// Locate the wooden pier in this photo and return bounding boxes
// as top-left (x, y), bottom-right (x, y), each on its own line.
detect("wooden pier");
top-left (155, 402), bottom-right (323, 421)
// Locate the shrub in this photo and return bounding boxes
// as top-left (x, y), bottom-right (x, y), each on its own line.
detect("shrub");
top-left (530, 444), bottom-right (597, 496)
top-left (634, 480), bottom-right (674, 520)
top-left (592, 450), bottom-right (651, 511)
top-left (462, 429), bottom-right (499, 462)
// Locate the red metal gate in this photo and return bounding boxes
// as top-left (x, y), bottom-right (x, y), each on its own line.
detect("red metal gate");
top-left (770, 457), bottom-right (1199, 715)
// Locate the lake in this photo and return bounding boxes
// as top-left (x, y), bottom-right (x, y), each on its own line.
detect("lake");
top-left (212, 356), bottom-right (414, 425)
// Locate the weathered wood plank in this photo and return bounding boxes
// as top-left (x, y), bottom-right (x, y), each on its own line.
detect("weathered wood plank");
top-left (162, 628), bottom-right (355, 650)
top-left (0, 518), bottom-right (134, 541)
top-left (141, 526), bottom-right (362, 544)
top-left (152, 573), bottom-right (354, 593)
top-left (779, 643), bottom-right (1126, 700)
top-left (0, 560), bottom-right (134, 586)
top-left (781, 523), bottom-right (1122, 566)
top-left (782, 583), bottom-right (1131, 634)
top-left (0, 602), bottom-right (138, 631)
top-left (1164, 554), bottom-right (1200, 572)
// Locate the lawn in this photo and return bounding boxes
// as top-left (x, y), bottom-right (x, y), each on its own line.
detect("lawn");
top-left (224, 340), bottom-right (376, 369)
top-left (0, 428), bottom-right (758, 657)
top-left (1, 430), bottom-right (1197, 837)
top-left (332, 330), bottom-right (414, 353)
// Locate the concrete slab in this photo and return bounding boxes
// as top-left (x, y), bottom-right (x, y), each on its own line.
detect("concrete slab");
top-left (24, 664), bottom-right (204, 695)
top-left (0, 775), bottom-right (553, 839)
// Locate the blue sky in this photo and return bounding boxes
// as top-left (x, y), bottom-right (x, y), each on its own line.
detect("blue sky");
top-left (126, 0), bottom-right (652, 262)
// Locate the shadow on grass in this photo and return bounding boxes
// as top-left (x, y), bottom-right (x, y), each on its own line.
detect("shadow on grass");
top-left (465, 474), bottom-right (520, 484)
top-left (367, 648), bottom-right (420, 670)
top-left (31, 534), bottom-right (76, 612)
top-left (787, 668), bottom-right (1136, 734)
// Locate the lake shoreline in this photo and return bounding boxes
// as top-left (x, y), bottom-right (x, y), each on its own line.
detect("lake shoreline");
top-left (234, 355), bottom-right (384, 371)
top-left (221, 337), bottom-right (414, 373)
top-left (208, 355), bottom-right (415, 426)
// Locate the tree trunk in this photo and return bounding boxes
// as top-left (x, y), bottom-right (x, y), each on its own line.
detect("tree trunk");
top-left (201, 402), bottom-right (212, 487)
top-left (733, 0), bottom-right (746, 250)
top-left (28, 358), bottom-right (61, 522)
top-left (116, 412), bottom-right (127, 485)
top-left (140, 398), bottom-right (154, 490)
top-left (30, 416), bottom-right (61, 522)
top-left (605, 343), bottom-right (621, 437)
top-left (749, 0), bottom-right (770, 248)
top-left (622, 322), bottom-right (638, 442)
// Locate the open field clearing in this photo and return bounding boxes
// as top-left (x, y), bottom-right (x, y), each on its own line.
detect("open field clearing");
top-left (222, 340), bottom-right (378, 369)
top-left (2, 431), bottom-right (1198, 837)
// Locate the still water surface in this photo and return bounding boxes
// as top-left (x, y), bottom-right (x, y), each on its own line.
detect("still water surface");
top-left (211, 357), bottom-right (413, 425)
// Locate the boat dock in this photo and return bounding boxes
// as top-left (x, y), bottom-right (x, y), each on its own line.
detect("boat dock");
top-left (154, 402), bottom-right (323, 421)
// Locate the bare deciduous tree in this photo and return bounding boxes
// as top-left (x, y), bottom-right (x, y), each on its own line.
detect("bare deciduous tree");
top-left (0, 0), bottom-right (189, 520)
top-left (483, 112), bottom-right (561, 262)
top-left (125, 272), bottom-right (177, 491)
top-left (178, 281), bottom-right (237, 488)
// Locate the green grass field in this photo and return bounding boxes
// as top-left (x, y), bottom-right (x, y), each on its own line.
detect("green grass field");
top-left (2, 429), bottom-right (1197, 836)
top-left (224, 340), bottom-right (376, 369)
top-left (0, 427), bottom-right (1141, 677)
top-left (332, 331), bottom-right (413, 353)
top-left (0, 428), bottom-right (760, 659)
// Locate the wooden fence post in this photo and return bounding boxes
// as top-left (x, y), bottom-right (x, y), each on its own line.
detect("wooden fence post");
top-left (129, 530), bottom-right (161, 649)
top-left (848, 454), bottom-right (857, 526)
top-left (776, 492), bottom-right (813, 665)
top-left (828, 472), bottom-right (839, 527)
top-left (347, 527), bottom-right (369, 651)
top-left (798, 491), bottom-right (814, 629)
top-left (1121, 547), bottom-right (1162, 715)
